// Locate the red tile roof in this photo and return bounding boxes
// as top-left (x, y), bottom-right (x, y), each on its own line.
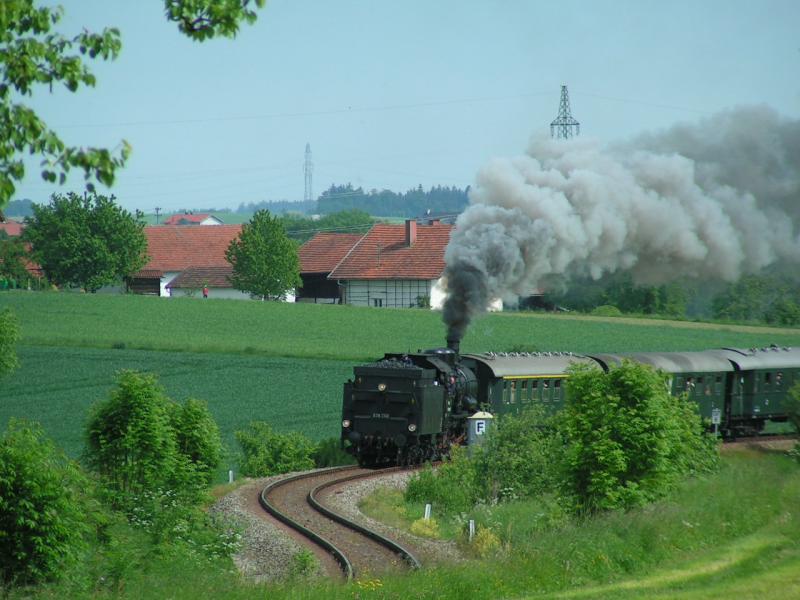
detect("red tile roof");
top-left (162, 213), bottom-right (221, 225)
top-left (166, 266), bottom-right (233, 289)
top-left (0, 221), bottom-right (24, 237)
top-left (328, 222), bottom-right (452, 280)
top-left (298, 232), bottom-right (364, 274)
top-left (140, 225), bottom-right (241, 273)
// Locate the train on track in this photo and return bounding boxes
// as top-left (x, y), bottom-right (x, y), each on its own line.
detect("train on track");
top-left (340, 338), bottom-right (800, 466)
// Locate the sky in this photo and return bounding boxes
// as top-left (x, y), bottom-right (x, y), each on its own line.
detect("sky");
top-left (12, 0), bottom-right (800, 214)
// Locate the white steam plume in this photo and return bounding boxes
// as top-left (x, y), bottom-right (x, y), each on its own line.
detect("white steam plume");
top-left (443, 105), bottom-right (800, 341)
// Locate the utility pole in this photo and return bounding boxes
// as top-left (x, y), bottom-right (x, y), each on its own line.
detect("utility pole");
top-left (550, 85), bottom-right (580, 139)
top-left (154, 206), bottom-right (161, 224)
top-left (304, 143), bottom-right (313, 202)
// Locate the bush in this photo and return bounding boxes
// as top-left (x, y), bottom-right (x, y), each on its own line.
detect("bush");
top-left (235, 421), bottom-right (315, 477)
top-left (591, 304), bottom-right (622, 317)
top-left (471, 526), bottom-right (501, 558)
top-left (560, 361), bottom-right (719, 513)
top-left (472, 406), bottom-right (563, 503)
top-left (0, 420), bottom-right (92, 585)
top-left (171, 398), bottom-right (223, 486)
top-left (405, 446), bottom-right (479, 514)
top-left (409, 518), bottom-right (440, 539)
top-left (312, 437), bottom-right (356, 468)
top-left (85, 371), bottom-right (222, 507)
top-left (85, 371), bottom-right (185, 500)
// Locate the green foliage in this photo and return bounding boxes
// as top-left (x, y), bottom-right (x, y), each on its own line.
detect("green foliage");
top-left (0, 1), bottom-right (127, 207)
top-left (405, 446), bottom-right (480, 514)
top-left (0, 420), bottom-right (92, 585)
top-left (164, 0), bottom-right (266, 41)
top-left (235, 421), bottom-right (316, 477)
top-left (409, 517), bottom-right (440, 539)
top-left (0, 1), bottom-right (264, 209)
top-left (0, 307), bottom-right (20, 378)
top-left (312, 436), bottom-right (356, 468)
top-left (317, 183), bottom-right (469, 218)
top-left (591, 304), bottom-right (622, 317)
top-left (85, 371), bottom-right (184, 499)
top-left (472, 407), bottom-right (563, 503)
top-left (712, 274), bottom-right (800, 325)
top-left (171, 398), bottom-right (223, 486)
top-left (23, 192), bottom-right (147, 291)
top-left (560, 361), bottom-right (718, 513)
top-left (288, 548), bottom-right (317, 579)
top-left (84, 370), bottom-right (222, 506)
top-left (226, 209), bottom-right (302, 300)
top-left (0, 236), bottom-right (29, 283)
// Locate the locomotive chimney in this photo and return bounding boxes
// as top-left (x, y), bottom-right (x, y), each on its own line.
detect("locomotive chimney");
top-left (446, 334), bottom-right (460, 355)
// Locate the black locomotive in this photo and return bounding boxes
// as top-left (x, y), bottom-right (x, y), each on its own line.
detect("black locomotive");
top-left (340, 339), bottom-right (800, 467)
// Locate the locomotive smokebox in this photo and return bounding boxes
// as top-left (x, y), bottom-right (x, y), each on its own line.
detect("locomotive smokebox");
top-left (446, 335), bottom-right (460, 355)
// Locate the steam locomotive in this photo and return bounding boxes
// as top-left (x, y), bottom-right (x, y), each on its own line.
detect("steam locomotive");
top-left (340, 338), bottom-right (800, 466)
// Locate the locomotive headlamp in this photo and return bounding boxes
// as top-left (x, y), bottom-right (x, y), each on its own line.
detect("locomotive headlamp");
top-left (342, 419), bottom-right (351, 428)
top-left (378, 383), bottom-right (387, 392)
top-left (408, 423), bottom-right (417, 432)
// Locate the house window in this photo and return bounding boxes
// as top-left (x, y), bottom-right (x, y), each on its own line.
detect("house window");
top-left (373, 298), bottom-right (383, 307)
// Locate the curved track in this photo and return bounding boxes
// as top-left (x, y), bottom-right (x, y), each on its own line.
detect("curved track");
top-left (259, 466), bottom-right (421, 580)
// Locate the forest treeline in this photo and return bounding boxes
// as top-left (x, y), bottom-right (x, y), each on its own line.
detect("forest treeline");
top-left (236, 183), bottom-right (469, 218)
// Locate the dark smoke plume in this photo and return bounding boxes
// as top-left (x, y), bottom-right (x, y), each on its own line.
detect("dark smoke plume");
top-left (442, 105), bottom-right (800, 341)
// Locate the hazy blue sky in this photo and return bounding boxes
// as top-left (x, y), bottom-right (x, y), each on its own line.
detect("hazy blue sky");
top-left (13, 0), bottom-right (800, 213)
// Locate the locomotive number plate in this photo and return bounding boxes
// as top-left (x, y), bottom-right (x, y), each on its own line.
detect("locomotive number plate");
top-left (372, 413), bottom-right (390, 419)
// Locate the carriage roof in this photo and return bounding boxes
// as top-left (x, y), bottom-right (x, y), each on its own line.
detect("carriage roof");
top-left (589, 351), bottom-right (734, 374)
top-left (462, 352), bottom-right (598, 378)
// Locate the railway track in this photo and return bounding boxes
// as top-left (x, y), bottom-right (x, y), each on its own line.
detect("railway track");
top-left (259, 466), bottom-right (421, 580)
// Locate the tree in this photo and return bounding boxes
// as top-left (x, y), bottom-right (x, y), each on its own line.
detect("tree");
top-left (0, 235), bottom-right (29, 283)
top-left (85, 371), bottom-right (181, 499)
top-left (0, 420), bottom-right (91, 585)
top-left (226, 209), bottom-right (301, 300)
top-left (24, 192), bottom-right (147, 291)
top-left (85, 371), bottom-right (223, 504)
top-left (171, 398), bottom-right (223, 486)
top-left (0, 0), bottom-right (265, 210)
top-left (0, 308), bottom-right (20, 378)
top-left (560, 361), bottom-right (718, 513)
top-left (235, 421), bottom-right (315, 476)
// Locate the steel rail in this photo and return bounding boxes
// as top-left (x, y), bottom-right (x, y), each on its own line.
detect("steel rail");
top-left (259, 466), bottom-right (360, 580)
top-left (308, 466), bottom-right (422, 570)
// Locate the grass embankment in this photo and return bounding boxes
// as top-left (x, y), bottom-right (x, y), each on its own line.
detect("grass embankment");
top-left (21, 449), bottom-right (800, 599)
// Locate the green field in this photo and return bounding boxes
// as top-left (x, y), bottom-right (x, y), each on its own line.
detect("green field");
top-left (2, 346), bottom-right (349, 461)
top-left (2, 290), bottom-right (800, 472)
top-left (4, 291), bottom-right (800, 360)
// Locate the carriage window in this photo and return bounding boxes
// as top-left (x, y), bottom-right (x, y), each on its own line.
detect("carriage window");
top-left (509, 380), bottom-right (517, 404)
top-left (777, 372), bottom-right (783, 387)
top-left (765, 372), bottom-right (772, 387)
top-left (715, 376), bottom-right (722, 394)
top-left (554, 379), bottom-right (562, 399)
top-left (542, 380), bottom-right (550, 401)
top-left (521, 380), bottom-right (529, 403)
top-left (697, 376), bottom-right (704, 385)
